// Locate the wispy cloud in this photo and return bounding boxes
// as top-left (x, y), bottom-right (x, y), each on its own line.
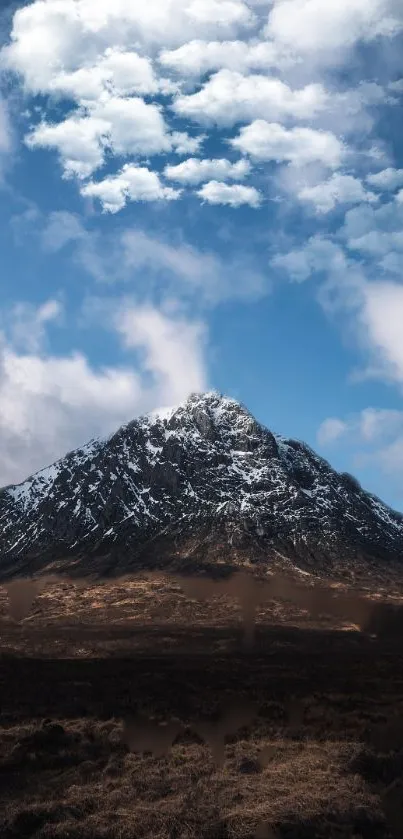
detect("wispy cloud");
top-left (317, 407), bottom-right (403, 495)
top-left (0, 297), bottom-right (208, 486)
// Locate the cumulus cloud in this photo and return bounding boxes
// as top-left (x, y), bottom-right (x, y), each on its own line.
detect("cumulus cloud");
top-left (164, 157), bottom-right (250, 185)
top-left (231, 121), bottom-right (344, 168)
top-left (1, 0), bottom-right (255, 94)
top-left (26, 96), bottom-right (171, 179)
top-left (159, 38), bottom-right (296, 77)
top-left (197, 180), bottom-right (262, 206)
top-left (173, 69), bottom-right (328, 125)
top-left (265, 0), bottom-right (403, 56)
top-left (171, 67), bottom-right (387, 137)
top-left (185, 0), bottom-right (255, 26)
top-left (366, 167), bottom-right (403, 191)
top-left (298, 174), bottom-right (378, 214)
top-left (81, 165), bottom-right (182, 213)
top-left (2, 0), bottom-right (400, 217)
top-left (170, 131), bottom-right (206, 155)
top-left (46, 48), bottom-right (160, 100)
top-left (0, 299), bottom-right (208, 487)
top-left (25, 114), bottom-right (109, 180)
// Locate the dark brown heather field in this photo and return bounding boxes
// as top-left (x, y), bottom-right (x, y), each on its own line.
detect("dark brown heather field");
top-left (1, 573), bottom-right (403, 839)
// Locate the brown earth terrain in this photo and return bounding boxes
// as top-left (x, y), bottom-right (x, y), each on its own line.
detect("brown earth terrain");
top-left (1, 572), bottom-right (403, 838)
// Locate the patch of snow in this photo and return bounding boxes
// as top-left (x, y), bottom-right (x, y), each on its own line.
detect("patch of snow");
top-left (148, 404), bottom-right (179, 423)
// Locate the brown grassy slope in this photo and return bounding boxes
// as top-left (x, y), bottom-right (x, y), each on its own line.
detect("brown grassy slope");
top-left (1, 576), bottom-right (403, 837)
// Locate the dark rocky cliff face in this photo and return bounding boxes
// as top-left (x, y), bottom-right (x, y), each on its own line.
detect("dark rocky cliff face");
top-left (1, 391), bottom-right (403, 581)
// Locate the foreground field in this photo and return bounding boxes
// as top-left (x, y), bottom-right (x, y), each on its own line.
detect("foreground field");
top-left (1, 576), bottom-right (403, 838)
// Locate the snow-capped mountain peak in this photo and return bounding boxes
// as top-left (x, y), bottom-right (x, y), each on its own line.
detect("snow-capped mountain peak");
top-left (1, 392), bottom-right (402, 580)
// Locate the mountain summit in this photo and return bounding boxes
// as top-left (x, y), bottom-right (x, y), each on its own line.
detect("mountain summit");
top-left (1, 391), bottom-right (403, 581)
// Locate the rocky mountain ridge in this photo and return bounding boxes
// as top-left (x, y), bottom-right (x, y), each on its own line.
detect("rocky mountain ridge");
top-left (1, 391), bottom-right (403, 581)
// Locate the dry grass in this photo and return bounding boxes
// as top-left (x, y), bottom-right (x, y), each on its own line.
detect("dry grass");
top-left (0, 714), bottom-right (385, 838)
top-left (1, 574), bottom-right (403, 837)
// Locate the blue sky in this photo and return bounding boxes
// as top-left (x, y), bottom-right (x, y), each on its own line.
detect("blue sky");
top-left (0, 0), bottom-right (403, 511)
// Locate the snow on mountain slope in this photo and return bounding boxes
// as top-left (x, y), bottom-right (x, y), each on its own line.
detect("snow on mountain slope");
top-left (1, 391), bottom-right (403, 579)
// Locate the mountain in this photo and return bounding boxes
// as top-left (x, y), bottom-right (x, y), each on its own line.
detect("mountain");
top-left (1, 391), bottom-right (403, 582)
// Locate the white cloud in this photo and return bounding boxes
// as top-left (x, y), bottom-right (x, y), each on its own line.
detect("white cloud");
top-left (359, 280), bottom-right (403, 385)
top-left (265, 0), bottom-right (403, 55)
top-left (47, 48), bottom-right (159, 100)
top-left (173, 69), bottom-right (328, 126)
top-left (185, 0), bottom-right (254, 26)
top-left (197, 180), bottom-right (262, 206)
top-left (358, 408), bottom-right (403, 442)
top-left (367, 167), bottom-right (403, 191)
top-left (24, 94), bottom-right (206, 190)
top-left (397, 189), bottom-right (403, 203)
top-left (164, 156), bottom-right (250, 185)
top-left (317, 417), bottom-right (347, 445)
top-left (115, 303), bottom-right (207, 407)
top-left (342, 202), bottom-right (402, 242)
top-left (170, 131), bottom-right (206, 155)
top-left (170, 60), bottom-right (389, 138)
top-left (298, 174), bottom-right (378, 214)
top-left (81, 164), bottom-right (181, 213)
top-left (1, 0), bottom-right (255, 97)
top-left (0, 298), bottom-right (208, 486)
top-left (3, 0), bottom-right (395, 217)
top-left (26, 96), bottom-right (171, 179)
top-left (231, 121), bottom-right (344, 168)
top-left (274, 230), bottom-right (403, 392)
top-left (271, 236), bottom-right (347, 282)
top-left (25, 114), bottom-right (110, 180)
top-left (348, 230), bottom-right (403, 257)
top-left (89, 95), bottom-right (171, 158)
top-left (342, 200), bottom-right (403, 273)
top-left (159, 38), bottom-right (296, 77)
top-left (1, 299), bottom-right (62, 355)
